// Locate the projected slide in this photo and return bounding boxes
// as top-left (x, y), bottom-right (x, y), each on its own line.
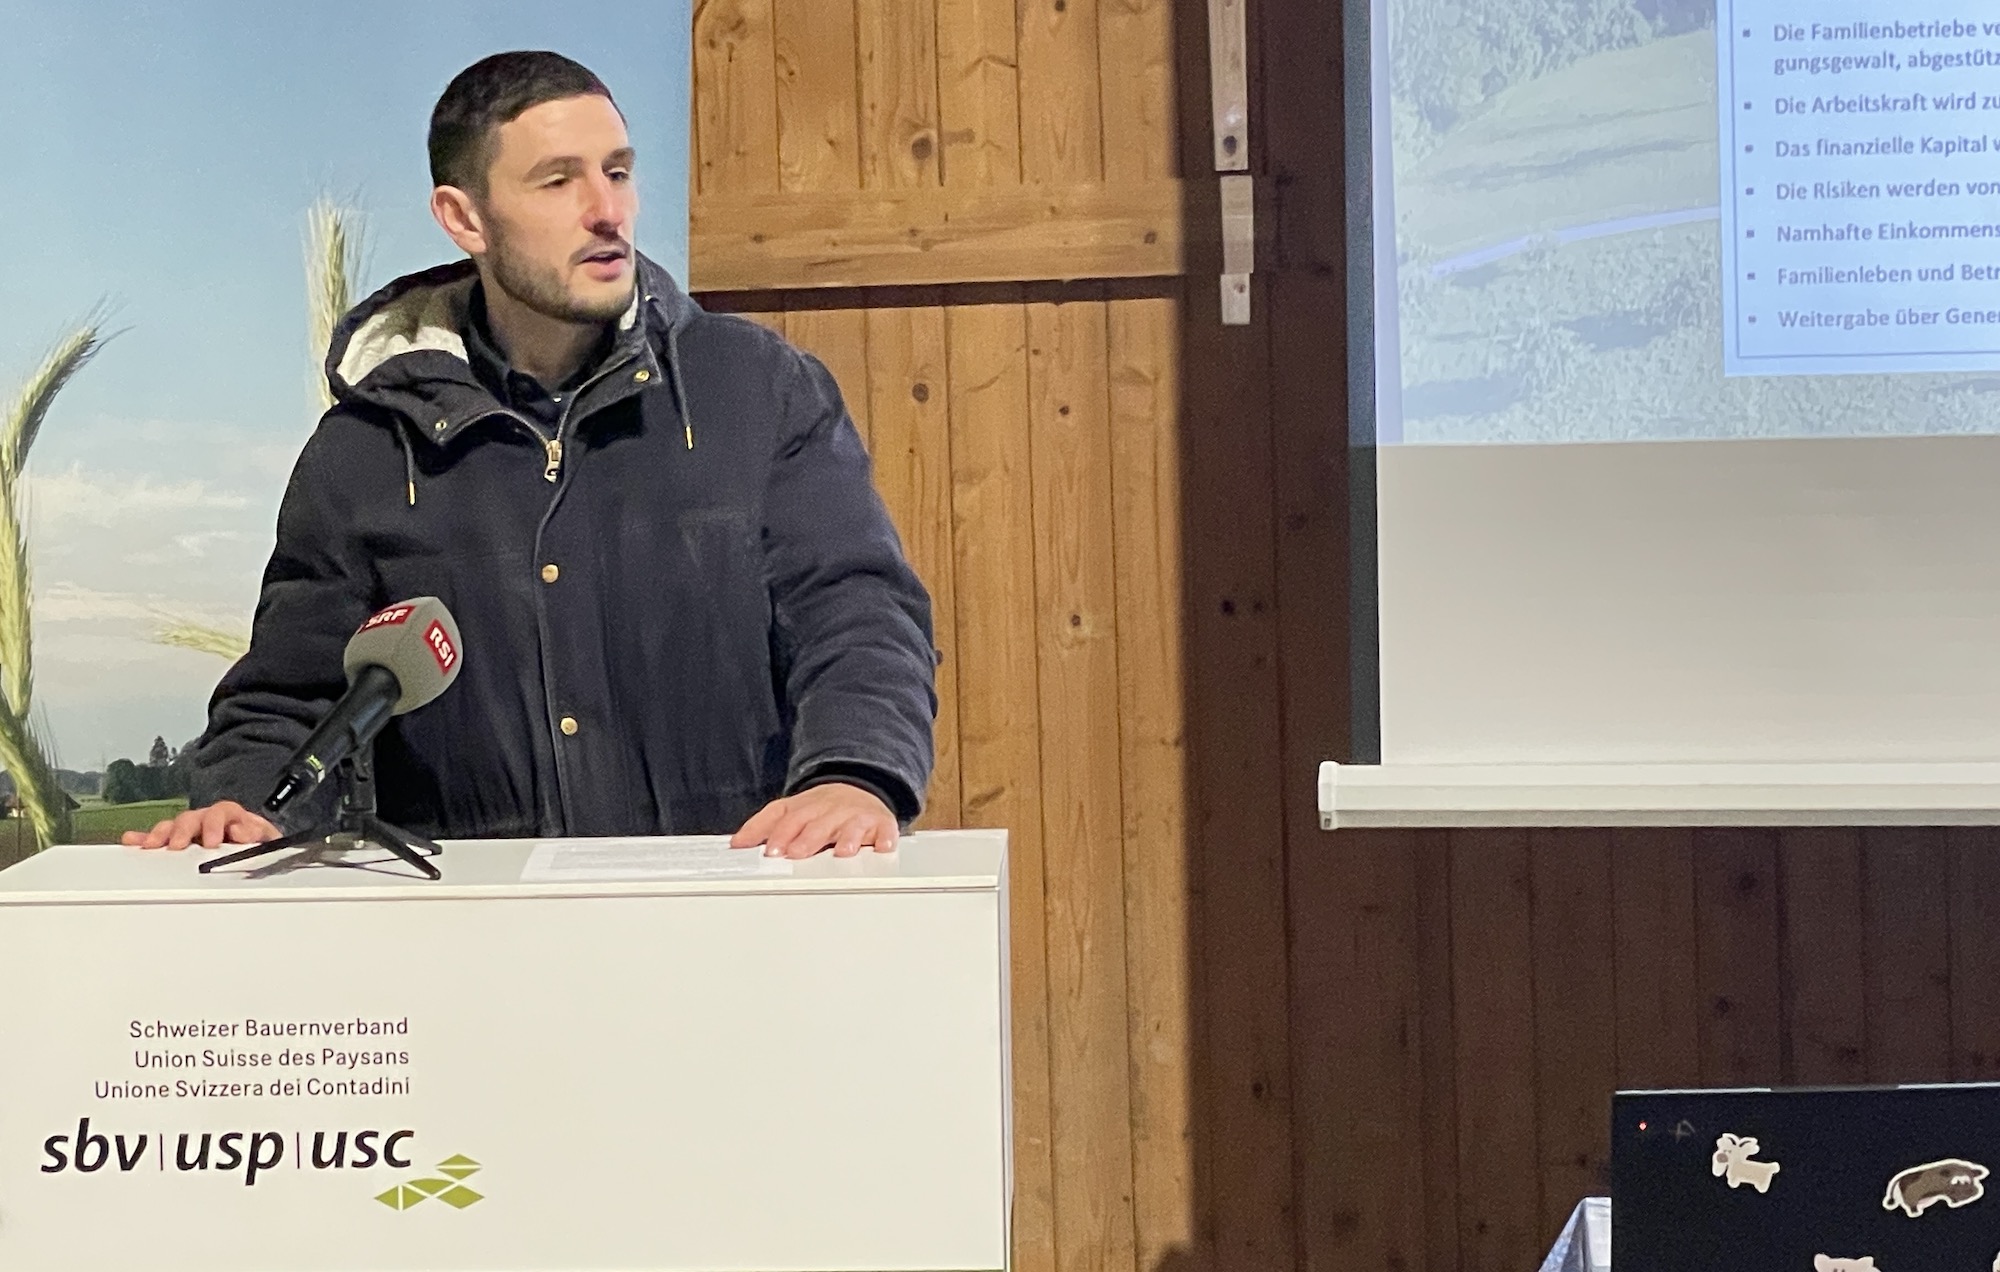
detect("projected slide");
top-left (1375, 0), bottom-right (2000, 444)
top-left (1722, 6), bottom-right (2000, 375)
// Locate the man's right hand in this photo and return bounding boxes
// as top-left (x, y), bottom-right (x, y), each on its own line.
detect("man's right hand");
top-left (122, 802), bottom-right (280, 851)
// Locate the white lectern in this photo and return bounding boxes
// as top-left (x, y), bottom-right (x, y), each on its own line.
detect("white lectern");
top-left (0, 831), bottom-right (1011, 1272)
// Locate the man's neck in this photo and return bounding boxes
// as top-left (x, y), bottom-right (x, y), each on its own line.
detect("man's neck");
top-left (477, 276), bottom-right (609, 389)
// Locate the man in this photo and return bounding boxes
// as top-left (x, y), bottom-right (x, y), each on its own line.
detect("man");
top-left (125, 51), bottom-right (936, 860)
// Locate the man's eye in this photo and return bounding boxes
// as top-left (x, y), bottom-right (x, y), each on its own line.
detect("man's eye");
top-left (543, 176), bottom-right (568, 188)
top-left (608, 169), bottom-right (632, 183)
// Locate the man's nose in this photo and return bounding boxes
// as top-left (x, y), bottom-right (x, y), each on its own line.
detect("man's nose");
top-left (582, 174), bottom-right (625, 232)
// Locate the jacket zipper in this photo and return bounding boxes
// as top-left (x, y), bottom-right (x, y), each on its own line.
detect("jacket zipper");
top-left (525, 349), bottom-right (641, 834)
top-left (540, 354), bottom-right (635, 482)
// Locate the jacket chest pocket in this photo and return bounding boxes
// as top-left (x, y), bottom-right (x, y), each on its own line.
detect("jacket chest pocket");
top-left (673, 506), bottom-right (760, 592)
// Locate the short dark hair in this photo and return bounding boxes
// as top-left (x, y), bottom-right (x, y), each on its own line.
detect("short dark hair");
top-left (428, 51), bottom-right (618, 193)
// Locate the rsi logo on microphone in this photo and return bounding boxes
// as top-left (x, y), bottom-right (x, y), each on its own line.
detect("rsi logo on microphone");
top-left (424, 620), bottom-right (457, 673)
top-left (359, 605), bottom-right (415, 633)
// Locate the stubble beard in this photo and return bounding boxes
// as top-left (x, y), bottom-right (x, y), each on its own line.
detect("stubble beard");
top-left (485, 222), bottom-right (634, 326)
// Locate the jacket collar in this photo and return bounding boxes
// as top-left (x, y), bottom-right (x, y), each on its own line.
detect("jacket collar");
top-left (322, 253), bottom-right (693, 448)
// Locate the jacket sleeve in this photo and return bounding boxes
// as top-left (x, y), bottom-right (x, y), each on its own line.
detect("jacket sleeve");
top-left (187, 425), bottom-right (378, 826)
top-left (762, 346), bottom-right (939, 822)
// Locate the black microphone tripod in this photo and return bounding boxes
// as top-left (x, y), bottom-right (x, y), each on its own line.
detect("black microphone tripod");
top-left (198, 747), bottom-right (442, 880)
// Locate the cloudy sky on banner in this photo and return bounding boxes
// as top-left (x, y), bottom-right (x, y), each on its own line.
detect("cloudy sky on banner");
top-left (0, 0), bottom-right (691, 768)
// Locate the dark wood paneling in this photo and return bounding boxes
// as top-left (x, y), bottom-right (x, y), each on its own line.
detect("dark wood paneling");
top-left (1777, 828), bottom-right (1868, 1084)
top-left (1291, 829), bottom-right (1429, 1272)
top-left (1950, 829), bottom-right (2000, 1082)
top-left (1693, 830), bottom-right (1785, 1086)
top-left (1610, 828), bottom-right (1702, 1090)
top-left (1529, 831), bottom-right (1618, 1246)
top-left (1862, 828), bottom-right (1955, 1083)
top-left (1447, 832), bottom-right (1541, 1272)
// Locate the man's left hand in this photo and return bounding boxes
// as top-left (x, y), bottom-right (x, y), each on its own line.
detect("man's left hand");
top-left (730, 783), bottom-right (899, 859)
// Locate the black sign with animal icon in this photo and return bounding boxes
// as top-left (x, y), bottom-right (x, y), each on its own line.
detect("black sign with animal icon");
top-left (1614, 1084), bottom-right (2000, 1272)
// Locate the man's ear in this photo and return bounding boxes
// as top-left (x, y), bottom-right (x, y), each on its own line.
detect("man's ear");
top-left (430, 186), bottom-right (488, 256)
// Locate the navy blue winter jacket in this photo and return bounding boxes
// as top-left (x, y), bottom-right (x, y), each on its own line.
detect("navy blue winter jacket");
top-left (189, 254), bottom-right (938, 839)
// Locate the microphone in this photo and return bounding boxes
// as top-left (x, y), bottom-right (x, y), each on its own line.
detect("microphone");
top-left (262, 597), bottom-right (463, 816)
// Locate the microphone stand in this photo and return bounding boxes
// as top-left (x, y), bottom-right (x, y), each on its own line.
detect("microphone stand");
top-left (198, 748), bottom-right (442, 881)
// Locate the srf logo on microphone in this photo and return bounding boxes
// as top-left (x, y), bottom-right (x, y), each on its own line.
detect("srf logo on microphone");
top-left (424, 621), bottom-right (458, 673)
top-left (359, 605), bottom-right (414, 633)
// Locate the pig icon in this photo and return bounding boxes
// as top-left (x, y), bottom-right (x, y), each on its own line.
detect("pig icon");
top-left (1882, 1159), bottom-right (1987, 1217)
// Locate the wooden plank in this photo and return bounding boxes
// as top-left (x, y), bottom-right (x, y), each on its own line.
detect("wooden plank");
top-left (1205, 0), bottom-right (1249, 171)
top-left (1256, 0), bottom-right (1347, 1262)
top-left (1178, 267), bottom-right (1294, 1272)
top-left (931, 60), bottom-right (1029, 1272)
top-left (1529, 829), bottom-right (1617, 1248)
top-left (1610, 828), bottom-right (1701, 1089)
top-left (765, 0), bottom-right (868, 458)
top-left (1099, 47), bottom-right (1185, 1272)
top-left (688, 180), bottom-right (1192, 291)
top-left (1692, 829), bottom-right (1784, 1085)
top-left (1027, 295), bottom-right (1137, 1272)
top-left (1019, 0), bottom-right (1106, 185)
top-left (1949, 828), bottom-right (2000, 1081)
top-left (692, 0), bottom-right (780, 195)
top-left (855, 0), bottom-right (940, 190)
top-left (1863, 827), bottom-right (1953, 1083)
top-left (1106, 292), bottom-right (1195, 1272)
top-left (783, 307), bottom-right (872, 450)
top-left (1256, 0), bottom-right (1338, 272)
top-left (1450, 829), bottom-right (1542, 1272)
top-left (772, 0), bottom-right (860, 194)
top-left (1416, 833), bottom-right (1462, 1272)
top-left (1261, 223), bottom-right (1349, 1272)
top-left (1098, 0), bottom-right (1177, 184)
top-left (863, 300), bottom-right (960, 830)
top-left (1018, 1), bottom-right (1133, 1267)
top-left (1776, 828), bottom-right (1867, 1085)
top-left (1293, 830), bottom-right (1429, 1272)
top-left (936, 0), bottom-right (1023, 188)
top-left (947, 295), bottom-right (1057, 1272)
top-left (736, 309), bottom-right (788, 339)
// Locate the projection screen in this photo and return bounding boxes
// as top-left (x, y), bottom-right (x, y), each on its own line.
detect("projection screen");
top-left (1350, 0), bottom-right (2000, 785)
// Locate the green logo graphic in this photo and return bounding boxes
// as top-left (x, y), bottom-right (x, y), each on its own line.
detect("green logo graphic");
top-left (375, 1153), bottom-right (484, 1210)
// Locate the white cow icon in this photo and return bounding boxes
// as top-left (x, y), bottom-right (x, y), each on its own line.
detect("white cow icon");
top-left (1712, 1133), bottom-right (1779, 1193)
top-left (1814, 1256), bottom-right (1878, 1272)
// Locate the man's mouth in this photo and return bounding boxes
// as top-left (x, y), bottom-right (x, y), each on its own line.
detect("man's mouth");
top-left (578, 243), bottom-right (630, 268)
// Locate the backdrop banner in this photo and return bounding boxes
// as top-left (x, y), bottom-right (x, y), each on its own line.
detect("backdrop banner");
top-left (0, 2), bottom-right (692, 850)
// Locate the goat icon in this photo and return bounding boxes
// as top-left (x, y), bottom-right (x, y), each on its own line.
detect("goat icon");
top-left (1711, 1133), bottom-right (1779, 1193)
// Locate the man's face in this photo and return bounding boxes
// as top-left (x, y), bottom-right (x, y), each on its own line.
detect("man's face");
top-left (473, 94), bottom-right (639, 324)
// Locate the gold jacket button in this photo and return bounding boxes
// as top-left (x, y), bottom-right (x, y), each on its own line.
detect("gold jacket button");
top-left (541, 564), bottom-right (559, 584)
top-left (633, 369), bottom-right (651, 383)
top-left (559, 716), bottom-right (579, 737)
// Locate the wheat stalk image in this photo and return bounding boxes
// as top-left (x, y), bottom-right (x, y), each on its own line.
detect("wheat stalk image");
top-left (306, 195), bottom-right (367, 414)
top-left (154, 622), bottom-right (251, 661)
top-left (1, 318), bottom-right (109, 850)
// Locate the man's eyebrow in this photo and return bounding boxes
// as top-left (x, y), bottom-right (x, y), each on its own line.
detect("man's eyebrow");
top-left (523, 155), bottom-right (586, 180)
top-left (522, 149), bottom-right (636, 180)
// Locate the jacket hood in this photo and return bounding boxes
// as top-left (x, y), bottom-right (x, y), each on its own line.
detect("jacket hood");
top-left (322, 251), bottom-right (699, 410)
